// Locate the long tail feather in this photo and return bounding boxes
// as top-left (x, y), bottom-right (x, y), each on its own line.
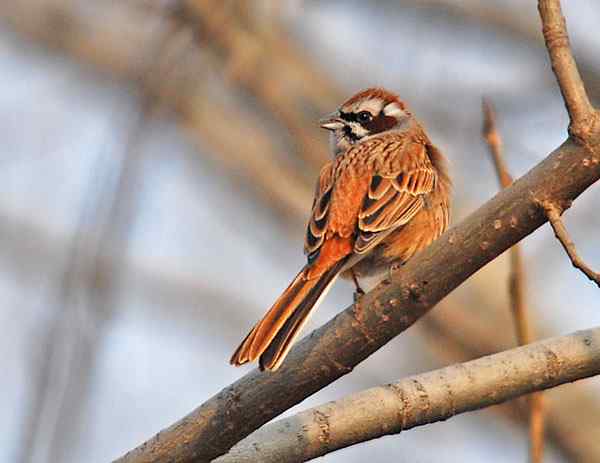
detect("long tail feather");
top-left (230, 261), bottom-right (344, 371)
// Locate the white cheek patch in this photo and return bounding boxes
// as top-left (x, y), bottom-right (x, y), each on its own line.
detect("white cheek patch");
top-left (350, 122), bottom-right (369, 138)
top-left (383, 102), bottom-right (406, 118)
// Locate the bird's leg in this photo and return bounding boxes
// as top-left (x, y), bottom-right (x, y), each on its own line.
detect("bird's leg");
top-left (388, 261), bottom-right (405, 280)
top-left (351, 270), bottom-right (365, 302)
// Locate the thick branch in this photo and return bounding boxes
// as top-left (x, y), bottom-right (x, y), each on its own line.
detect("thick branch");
top-left (419, 306), bottom-right (600, 462)
top-left (538, 0), bottom-right (597, 135)
top-left (216, 327), bottom-right (600, 462)
top-left (540, 200), bottom-right (600, 288)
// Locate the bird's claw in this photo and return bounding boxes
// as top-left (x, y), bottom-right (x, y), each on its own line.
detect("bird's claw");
top-left (353, 288), bottom-right (365, 303)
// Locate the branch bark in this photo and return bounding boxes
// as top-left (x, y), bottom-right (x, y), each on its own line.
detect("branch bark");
top-left (538, 0), bottom-right (597, 136)
top-left (215, 327), bottom-right (600, 462)
top-left (418, 305), bottom-right (600, 462)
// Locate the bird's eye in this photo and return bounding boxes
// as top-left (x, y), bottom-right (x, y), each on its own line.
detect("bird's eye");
top-left (357, 111), bottom-right (372, 123)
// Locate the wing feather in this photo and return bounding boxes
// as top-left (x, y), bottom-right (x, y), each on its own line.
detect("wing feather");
top-left (355, 142), bottom-right (437, 254)
top-left (304, 132), bottom-right (439, 263)
top-left (305, 163), bottom-right (335, 259)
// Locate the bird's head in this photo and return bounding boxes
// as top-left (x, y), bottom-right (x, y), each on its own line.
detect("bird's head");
top-left (320, 87), bottom-right (412, 156)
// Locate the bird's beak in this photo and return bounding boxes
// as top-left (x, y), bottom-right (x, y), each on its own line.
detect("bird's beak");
top-left (319, 113), bottom-right (345, 131)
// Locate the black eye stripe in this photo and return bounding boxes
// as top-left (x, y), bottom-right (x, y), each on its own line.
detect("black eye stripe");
top-left (339, 111), bottom-right (354, 122)
top-left (339, 110), bottom-right (374, 124)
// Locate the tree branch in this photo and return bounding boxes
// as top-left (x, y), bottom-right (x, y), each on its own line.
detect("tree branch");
top-left (538, 0), bottom-right (597, 136)
top-left (113, 1), bottom-right (600, 461)
top-left (482, 100), bottom-right (514, 188)
top-left (481, 101), bottom-right (528, 341)
top-left (419, 305), bottom-right (600, 462)
top-left (540, 200), bottom-right (600, 288)
top-left (482, 99), bottom-right (544, 463)
top-left (216, 327), bottom-right (600, 462)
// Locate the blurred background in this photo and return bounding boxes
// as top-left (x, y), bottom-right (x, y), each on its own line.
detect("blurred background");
top-left (1, 1), bottom-right (600, 462)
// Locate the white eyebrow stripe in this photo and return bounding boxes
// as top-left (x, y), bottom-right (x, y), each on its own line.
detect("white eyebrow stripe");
top-left (383, 102), bottom-right (406, 117)
top-left (356, 98), bottom-right (384, 115)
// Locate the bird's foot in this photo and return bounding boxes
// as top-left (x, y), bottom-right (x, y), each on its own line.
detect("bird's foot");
top-left (353, 287), bottom-right (365, 303)
top-left (351, 270), bottom-right (365, 302)
top-left (388, 262), bottom-right (405, 279)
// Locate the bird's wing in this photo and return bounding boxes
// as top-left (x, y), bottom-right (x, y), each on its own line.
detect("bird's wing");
top-left (355, 138), bottom-right (437, 253)
top-left (304, 134), bottom-right (437, 276)
top-left (304, 161), bottom-right (335, 262)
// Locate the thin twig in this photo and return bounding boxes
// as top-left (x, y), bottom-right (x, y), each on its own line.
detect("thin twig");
top-left (481, 100), bottom-right (528, 341)
top-left (215, 327), bottom-right (600, 463)
top-left (538, 0), bottom-right (597, 136)
top-left (540, 200), bottom-right (600, 288)
top-left (482, 99), bottom-right (544, 463)
top-left (529, 395), bottom-right (545, 463)
top-left (482, 100), bottom-right (514, 188)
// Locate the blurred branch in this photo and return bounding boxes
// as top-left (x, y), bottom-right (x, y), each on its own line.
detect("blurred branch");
top-left (540, 200), bottom-right (600, 288)
top-left (177, 0), bottom-right (348, 174)
top-left (15, 102), bottom-right (150, 463)
top-left (15, 146), bottom-right (115, 463)
top-left (0, 211), bottom-right (260, 337)
top-left (216, 327), bottom-right (600, 462)
top-left (482, 101), bottom-right (514, 187)
top-left (14, 9), bottom-right (166, 460)
top-left (49, 109), bottom-right (151, 463)
top-left (0, 0), bottom-right (313, 225)
top-left (482, 99), bottom-right (543, 463)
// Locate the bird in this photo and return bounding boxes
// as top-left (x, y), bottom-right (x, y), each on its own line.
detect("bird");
top-left (230, 87), bottom-right (451, 371)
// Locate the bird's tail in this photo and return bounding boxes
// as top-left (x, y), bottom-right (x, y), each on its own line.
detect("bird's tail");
top-left (230, 261), bottom-right (344, 371)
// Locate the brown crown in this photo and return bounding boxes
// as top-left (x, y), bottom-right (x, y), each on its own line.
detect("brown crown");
top-left (342, 87), bottom-right (405, 110)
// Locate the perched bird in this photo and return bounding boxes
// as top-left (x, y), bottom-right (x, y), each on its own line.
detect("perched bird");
top-left (231, 87), bottom-right (451, 371)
